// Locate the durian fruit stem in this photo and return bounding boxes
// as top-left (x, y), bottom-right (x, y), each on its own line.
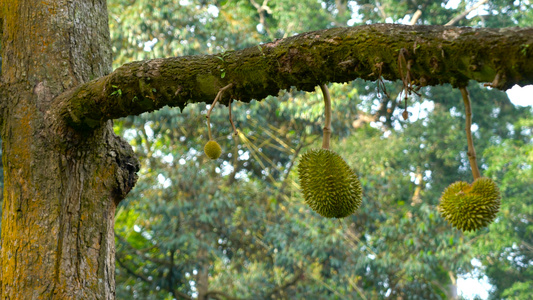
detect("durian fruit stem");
top-left (206, 83), bottom-right (233, 141)
top-left (460, 87), bottom-right (481, 180)
top-left (207, 117), bottom-right (214, 141)
top-left (320, 84), bottom-right (332, 150)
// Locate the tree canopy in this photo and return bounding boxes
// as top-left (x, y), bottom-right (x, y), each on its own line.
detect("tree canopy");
top-left (1, 0), bottom-right (532, 299)
top-left (102, 0), bottom-right (533, 299)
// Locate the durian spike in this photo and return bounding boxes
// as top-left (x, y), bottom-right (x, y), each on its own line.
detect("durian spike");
top-left (460, 87), bottom-right (481, 180)
top-left (319, 84), bottom-right (332, 150)
top-left (206, 83), bottom-right (233, 141)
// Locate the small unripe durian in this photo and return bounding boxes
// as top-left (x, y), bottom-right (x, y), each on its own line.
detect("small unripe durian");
top-left (439, 177), bottom-right (500, 232)
top-left (298, 149), bottom-right (362, 218)
top-left (204, 140), bottom-right (222, 159)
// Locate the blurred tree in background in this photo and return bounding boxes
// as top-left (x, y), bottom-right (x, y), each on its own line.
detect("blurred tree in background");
top-left (107, 0), bottom-right (533, 299)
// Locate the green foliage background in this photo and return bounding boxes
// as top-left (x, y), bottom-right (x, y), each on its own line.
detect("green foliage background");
top-left (108, 0), bottom-right (533, 299)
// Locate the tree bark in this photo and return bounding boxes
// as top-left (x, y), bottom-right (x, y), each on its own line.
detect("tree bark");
top-left (54, 24), bottom-right (533, 130)
top-left (196, 247), bottom-right (209, 300)
top-left (0, 1), bottom-right (138, 298)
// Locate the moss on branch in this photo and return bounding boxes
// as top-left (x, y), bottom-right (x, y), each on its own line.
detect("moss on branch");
top-left (55, 24), bottom-right (533, 130)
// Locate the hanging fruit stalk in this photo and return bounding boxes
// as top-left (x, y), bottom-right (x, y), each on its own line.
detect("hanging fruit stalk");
top-left (460, 88), bottom-right (481, 180)
top-left (319, 84), bottom-right (332, 150)
top-left (438, 87), bottom-right (500, 232)
top-left (204, 83), bottom-right (233, 159)
top-left (297, 84), bottom-right (363, 218)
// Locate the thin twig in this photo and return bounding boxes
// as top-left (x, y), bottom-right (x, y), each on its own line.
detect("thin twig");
top-left (445, 0), bottom-right (489, 26)
top-left (275, 133), bottom-right (312, 200)
top-left (460, 87), bottom-right (481, 180)
top-left (348, 277), bottom-right (369, 300)
top-left (398, 49), bottom-right (417, 99)
top-left (319, 84), bottom-right (332, 149)
top-left (265, 269), bottom-right (304, 299)
top-left (228, 99), bottom-right (238, 135)
top-left (204, 290), bottom-right (243, 300)
top-left (206, 83), bottom-right (233, 140)
top-left (227, 132), bottom-right (240, 186)
top-left (226, 99), bottom-right (240, 185)
top-left (116, 255), bottom-right (152, 284)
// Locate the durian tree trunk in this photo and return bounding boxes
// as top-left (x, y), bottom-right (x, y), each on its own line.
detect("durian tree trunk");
top-left (196, 247), bottom-right (210, 300)
top-left (0, 0), bottom-right (137, 298)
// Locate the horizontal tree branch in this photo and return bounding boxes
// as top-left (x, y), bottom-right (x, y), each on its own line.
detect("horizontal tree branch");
top-left (204, 290), bottom-right (244, 300)
top-left (116, 254), bottom-right (153, 285)
top-left (116, 233), bottom-right (174, 267)
top-left (264, 269), bottom-right (304, 299)
top-left (53, 24), bottom-right (533, 130)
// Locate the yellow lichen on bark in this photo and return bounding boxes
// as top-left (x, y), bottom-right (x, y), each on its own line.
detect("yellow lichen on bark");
top-left (1, 0), bottom-right (134, 298)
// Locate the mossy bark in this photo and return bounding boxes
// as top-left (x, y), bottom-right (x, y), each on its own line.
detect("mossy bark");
top-left (0, 0), bottom-right (137, 298)
top-left (54, 24), bottom-right (533, 130)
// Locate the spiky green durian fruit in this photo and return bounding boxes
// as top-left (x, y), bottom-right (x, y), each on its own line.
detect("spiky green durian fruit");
top-left (297, 149), bottom-right (362, 218)
top-left (204, 140), bottom-right (222, 159)
top-left (439, 177), bottom-right (500, 232)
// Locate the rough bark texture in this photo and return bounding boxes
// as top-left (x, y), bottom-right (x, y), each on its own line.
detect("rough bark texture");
top-left (0, 0), bottom-right (138, 298)
top-left (54, 24), bottom-right (533, 130)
